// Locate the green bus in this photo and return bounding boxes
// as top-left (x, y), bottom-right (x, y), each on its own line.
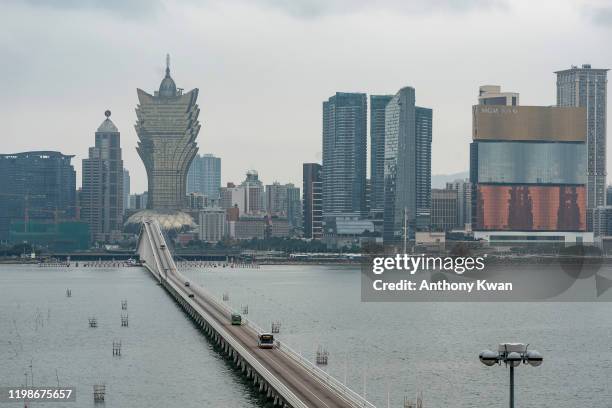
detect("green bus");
top-left (231, 313), bottom-right (242, 325)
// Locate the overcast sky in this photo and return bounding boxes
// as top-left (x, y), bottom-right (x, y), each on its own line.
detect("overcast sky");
top-left (2, 0), bottom-right (611, 193)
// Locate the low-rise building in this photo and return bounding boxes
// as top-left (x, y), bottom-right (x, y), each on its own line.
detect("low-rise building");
top-left (267, 216), bottom-right (290, 238)
top-left (230, 216), bottom-right (266, 240)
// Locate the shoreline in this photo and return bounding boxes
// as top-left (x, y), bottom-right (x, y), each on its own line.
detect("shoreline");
top-left (2, 255), bottom-right (612, 266)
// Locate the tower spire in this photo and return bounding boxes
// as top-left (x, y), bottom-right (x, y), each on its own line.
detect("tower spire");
top-left (158, 54), bottom-right (177, 97)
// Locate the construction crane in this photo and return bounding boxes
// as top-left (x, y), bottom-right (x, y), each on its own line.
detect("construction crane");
top-left (0, 193), bottom-right (46, 232)
top-left (0, 193), bottom-right (79, 232)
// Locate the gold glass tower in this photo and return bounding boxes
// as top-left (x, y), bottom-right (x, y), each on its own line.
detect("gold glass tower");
top-left (135, 55), bottom-right (200, 210)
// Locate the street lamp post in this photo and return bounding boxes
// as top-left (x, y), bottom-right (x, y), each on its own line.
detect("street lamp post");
top-left (479, 343), bottom-right (543, 408)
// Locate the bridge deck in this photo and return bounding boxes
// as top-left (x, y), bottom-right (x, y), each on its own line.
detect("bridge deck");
top-left (139, 221), bottom-right (371, 408)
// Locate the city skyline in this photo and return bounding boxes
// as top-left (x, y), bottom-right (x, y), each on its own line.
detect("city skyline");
top-left (2, 0), bottom-right (611, 193)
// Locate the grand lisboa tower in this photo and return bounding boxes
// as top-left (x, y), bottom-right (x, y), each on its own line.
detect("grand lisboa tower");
top-left (126, 55), bottom-right (200, 231)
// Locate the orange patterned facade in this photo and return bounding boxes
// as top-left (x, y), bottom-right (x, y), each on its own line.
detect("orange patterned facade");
top-left (475, 185), bottom-right (586, 231)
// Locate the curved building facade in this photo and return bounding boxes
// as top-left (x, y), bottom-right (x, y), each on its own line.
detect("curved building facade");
top-left (382, 87), bottom-right (432, 244)
top-left (135, 57), bottom-right (200, 210)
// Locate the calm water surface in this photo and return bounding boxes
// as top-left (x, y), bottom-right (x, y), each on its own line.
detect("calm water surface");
top-left (1, 264), bottom-right (611, 407)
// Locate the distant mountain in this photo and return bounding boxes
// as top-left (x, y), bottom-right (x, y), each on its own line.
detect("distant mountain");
top-left (431, 171), bottom-right (469, 189)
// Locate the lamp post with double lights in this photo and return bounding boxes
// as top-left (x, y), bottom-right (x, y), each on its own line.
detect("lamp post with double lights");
top-left (479, 343), bottom-right (543, 408)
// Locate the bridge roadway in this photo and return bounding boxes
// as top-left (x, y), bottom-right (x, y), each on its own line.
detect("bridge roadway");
top-left (139, 220), bottom-right (374, 408)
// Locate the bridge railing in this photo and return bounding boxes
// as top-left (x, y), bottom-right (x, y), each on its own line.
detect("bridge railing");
top-left (274, 341), bottom-right (376, 408)
top-left (189, 284), bottom-right (376, 408)
top-left (140, 222), bottom-right (163, 282)
top-left (161, 274), bottom-right (310, 408)
top-left (151, 225), bottom-right (376, 408)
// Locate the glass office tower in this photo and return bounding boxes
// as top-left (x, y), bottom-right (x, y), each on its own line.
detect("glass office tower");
top-left (0, 151), bottom-right (76, 241)
top-left (81, 111), bottom-right (124, 242)
top-left (322, 92), bottom-right (367, 220)
top-left (369, 94), bottom-right (393, 216)
top-left (187, 153), bottom-right (221, 199)
top-left (382, 87), bottom-right (432, 244)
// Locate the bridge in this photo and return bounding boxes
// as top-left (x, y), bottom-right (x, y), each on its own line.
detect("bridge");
top-left (137, 220), bottom-right (376, 408)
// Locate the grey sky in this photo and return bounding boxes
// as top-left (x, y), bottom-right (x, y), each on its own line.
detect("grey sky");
top-left (1, 0), bottom-right (610, 193)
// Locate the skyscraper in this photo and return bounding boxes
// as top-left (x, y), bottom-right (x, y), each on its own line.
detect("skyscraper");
top-left (322, 92), bottom-right (367, 220)
top-left (220, 182), bottom-right (246, 214)
top-left (135, 55), bottom-right (200, 210)
top-left (187, 153), bottom-right (221, 199)
top-left (556, 65), bottom-right (609, 230)
top-left (431, 188), bottom-right (458, 232)
top-left (81, 111), bottom-right (124, 242)
top-left (446, 179), bottom-right (472, 230)
top-left (370, 95), bottom-right (393, 216)
top-left (266, 182), bottom-right (287, 216)
top-left (0, 151), bottom-right (76, 241)
top-left (471, 86), bottom-right (590, 243)
top-left (303, 163), bottom-right (323, 239)
top-left (383, 87), bottom-right (432, 244)
top-left (265, 182), bottom-right (301, 230)
top-left (241, 170), bottom-right (265, 215)
top-left (123, 168), bottom-right (130, 215)
top-left (286, 184), bottom-right (302, 231)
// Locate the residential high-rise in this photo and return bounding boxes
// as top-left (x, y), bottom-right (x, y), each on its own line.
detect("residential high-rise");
top-left (266, 182), bottom-right (288, 216)
top-left (135, 55), bottom-right (200, 210)
top-left (431, 188), bottom-right (458, 232)
top-left (81, 110), bottom-right (124, 242)
top-left (129, 192), bottom-right (148, 210)
top-left (303, 163), bottom-right (323, 239)
top-left (0, 151), bottom-right (76, 241)
top-left (322, 92), bottom-right (367, 220)
top-left (370, 95), bottom-right (393, 216)
top-left (220, 182), bottom-right (246, 214)
top-left (556, 64), bottom-right (609, 230)
top-left (187, 153), bottom-right (221, 199)
top-left (266, 182), bottom-right (301, 232)
top-left (123, 169), bottom-right (130, 215)
top-left (286, 184), bottom-right (302, 231)
top-left (471, 85), bottom-right (590, 243)
top-left (593, 206), bottom-right (612, 238)
top-left (198, 207), bottom-right (227, 242)
top-left (382, 87), bottom-right (432, 244)
top-left (241, 170), bottom-right (265, 215)
top-left (446, 179), bottom-right (472, 230)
